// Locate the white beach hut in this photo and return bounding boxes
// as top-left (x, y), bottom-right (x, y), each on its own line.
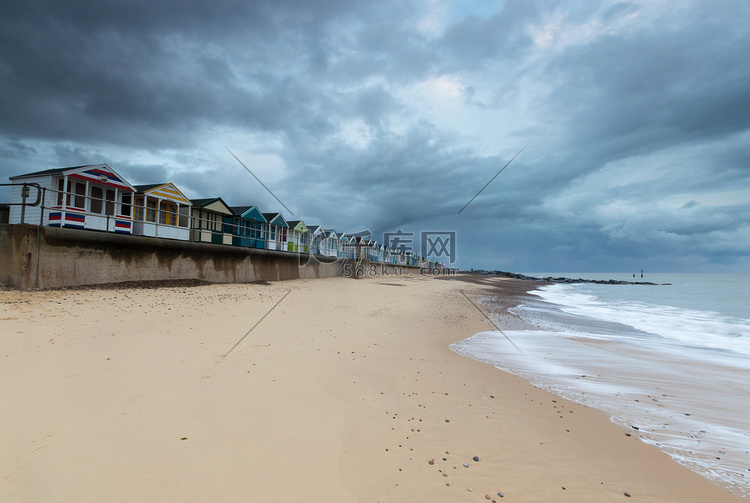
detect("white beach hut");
top-left (8, 163), bottom-right (136, 233)
top-left (262, 212), bottom-right (290, 252)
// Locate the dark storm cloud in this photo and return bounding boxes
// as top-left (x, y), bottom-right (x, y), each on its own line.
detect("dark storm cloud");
top-left (1, 0), bottom-right (749, 271)
top-left (545, 3), bottom-right (750, 161)
top-left (0, 0), bottom-right (363, 146)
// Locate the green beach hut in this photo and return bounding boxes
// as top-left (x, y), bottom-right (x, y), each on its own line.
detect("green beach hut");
top-left (190, 197), bottom-right (233, 245)
top-left (287, 220), bottom-right (309, 253)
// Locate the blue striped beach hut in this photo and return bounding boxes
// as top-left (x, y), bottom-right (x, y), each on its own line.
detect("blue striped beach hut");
top-left (8, 163), bottom-right (136, 233)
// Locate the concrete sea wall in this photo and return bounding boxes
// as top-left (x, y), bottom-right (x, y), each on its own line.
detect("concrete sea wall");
top-left (1, 224), bottom-right (350, 290)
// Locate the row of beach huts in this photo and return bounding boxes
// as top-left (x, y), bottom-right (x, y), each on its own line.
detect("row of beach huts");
top-left (5, 163), bottom-right (444, 268)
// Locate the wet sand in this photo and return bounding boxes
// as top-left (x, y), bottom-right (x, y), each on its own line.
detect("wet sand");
top-left (0, 275), bottom-right (743, 501)
top-left (456, 276), bottom-right (750, 497)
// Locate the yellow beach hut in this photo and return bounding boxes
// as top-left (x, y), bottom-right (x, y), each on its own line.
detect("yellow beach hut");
top-left (132, 183), bottom-right (192, 240)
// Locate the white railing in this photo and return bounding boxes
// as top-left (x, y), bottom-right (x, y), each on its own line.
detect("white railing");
top-left (8, 184), bottom-right (447, 267)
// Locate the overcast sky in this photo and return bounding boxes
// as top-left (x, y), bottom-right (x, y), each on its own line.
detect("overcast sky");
top-left (2, 0), bottom-right (749, 272)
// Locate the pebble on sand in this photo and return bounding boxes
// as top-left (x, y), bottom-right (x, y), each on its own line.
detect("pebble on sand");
top-left (428, 459), bottom-right (435, 465)
top-left (473, 456), bottom-right (480, 462)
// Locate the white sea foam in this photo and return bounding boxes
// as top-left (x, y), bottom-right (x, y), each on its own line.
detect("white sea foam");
top-left (531, 283), bottom-right (750, 357)
top-left (452, 274), bottom-right (750, 496)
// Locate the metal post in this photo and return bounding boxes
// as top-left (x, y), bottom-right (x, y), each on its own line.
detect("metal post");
top-left (35, 187), bottom-right (45, 288)
top-left (20, 184), bottom-right (28, 224)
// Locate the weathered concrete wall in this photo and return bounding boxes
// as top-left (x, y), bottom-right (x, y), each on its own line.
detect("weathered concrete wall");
top-left (0, 224), bottom-right (38, 289)
top-left (0, 224), bottom-right (345, 290)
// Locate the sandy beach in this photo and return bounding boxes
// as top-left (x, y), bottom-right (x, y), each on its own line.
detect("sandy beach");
top-left (1, 275), bottom-right (743, 502)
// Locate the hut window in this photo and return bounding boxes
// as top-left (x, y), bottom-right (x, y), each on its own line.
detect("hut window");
top-left (105, 189), bottom-right (115, 215)
top-left (159, 201), bottom-right (176, 225)
top-left (121, 192), bottom-right (132, 217)
top-left (178, 206), bottom-right (189, 228)
top-left (146, 199), bottom-right (157, 222)
top-left (252, 219), bottom-right (265, 239)
top-left (73, 182), bottom-right (86, 209)
top-left (193, 208), bottom-right (200, 229)
top-left (65, 181), bottom-right (86, 208)
top-left (56, 179), bottom-right (64, 205)
top-left (134, 197), bottom-right (144, 221)
top-left (90, 186), bottom-right (103, 214)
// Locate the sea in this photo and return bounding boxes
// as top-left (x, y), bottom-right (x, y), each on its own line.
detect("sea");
top-left (450, 273), bottom-right (750, 497)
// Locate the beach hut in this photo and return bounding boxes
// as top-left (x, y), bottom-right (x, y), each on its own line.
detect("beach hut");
top-left (8, 163), bottom-right (136, 233)
top-left (383, 245), bottom-right (394, 264)
top-left (352, 236), bottom-right (377, 261)
top-left (227, 206), bottom-right (267, 248)
top-left (190, 197), bottom-right (233, 245)
top-left (131, 183), bottom-right (192, 240)
top-left (361, 239), bottom-right (373, 261)
top-left (393, 249), bottom-right (404, 265)
top-left (405, 251), bottom-right (417, 266)
top-left (262, 212), bottom-right (289, 252)
top-left (348, 235), bottom-right (361, 260)
top-left (286, 220), bottom-right (309, 253)
top-left (375, 242), bottom-right (386, 262)
top-left (321, 229), bottom-right (340, 257)
top-left (375, 242), bottom-right (385, 262)
top-left (351, 236), bottom-right (364, 260)
top-left (337, 232), bottom-right (354, 258)
top-left (308, 225), bottom-right (325, 255)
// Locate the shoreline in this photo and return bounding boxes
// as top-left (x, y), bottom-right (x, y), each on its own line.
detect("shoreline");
top-left (1, 275), bottom-right (743, 501)
top-left (460, 276), bottom-right (750, 498)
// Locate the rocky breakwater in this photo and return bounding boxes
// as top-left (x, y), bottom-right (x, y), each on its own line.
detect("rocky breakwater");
top-left (490, 271), bottom-right (670, 285)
